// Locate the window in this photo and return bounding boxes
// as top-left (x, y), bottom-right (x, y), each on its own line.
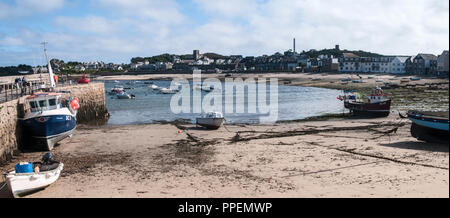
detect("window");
top-left (39, 100), bottom-right (47, 107)
top-left (30, 101), bottom-right (37, 109)
top-left (49, 99), bottom-right (56, 106)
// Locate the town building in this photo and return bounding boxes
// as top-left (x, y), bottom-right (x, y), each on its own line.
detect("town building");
top-left (390, 56), bottom-right (409, 74)
top-left (437, 50), bottom-right (449, 76)
top-left (410, 54), bottom-right (438, 75)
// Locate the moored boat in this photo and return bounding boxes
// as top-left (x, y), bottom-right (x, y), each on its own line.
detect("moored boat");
top-left (196, 112), bottom-right (225, 130)
top-left (116, 91), bottom-right (135, 99)
top-left (407, 110), bottom-right (449, 143)
top-left (339, 87), bottom-right (391, 117)
top-left (21, 92), bottom-right (78, 150)
top-left (20, 43), bottom-right (79, 151)
top-left (3, 153), bottom-right (63, 198)
top-left (109, 85), bottom-right (125, 95)
top-left (77, 74), bottom-right (90, 84)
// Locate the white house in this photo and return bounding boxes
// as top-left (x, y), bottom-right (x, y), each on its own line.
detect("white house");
top-left (131, 62), bottom-right (144, 70)
top-left (390, 56), bottom-right (409, 74)
top-left (74, 65), bottom-right (86, 71)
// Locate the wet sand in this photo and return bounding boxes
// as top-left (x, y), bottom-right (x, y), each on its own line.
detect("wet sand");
top-left (95, 72), bottom-right (449, 89)
top-left (1, 114), bottom-right (448, 198)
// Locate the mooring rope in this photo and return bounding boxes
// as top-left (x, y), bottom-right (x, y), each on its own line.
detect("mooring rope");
top-left (0, 182), bottom-right (7, 191)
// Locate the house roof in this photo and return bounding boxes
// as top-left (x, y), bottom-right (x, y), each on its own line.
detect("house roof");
top-left (395, 56), bottom-right (410, 63)
top-left (416, 53), bottom-right (437, 61)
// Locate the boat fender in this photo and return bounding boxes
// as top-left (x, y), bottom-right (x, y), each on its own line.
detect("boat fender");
top-left (70, 98), bottom-right (80, 111)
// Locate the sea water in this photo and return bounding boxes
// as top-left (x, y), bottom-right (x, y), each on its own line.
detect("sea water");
top-left (104, 80), bottom-right (344, 125)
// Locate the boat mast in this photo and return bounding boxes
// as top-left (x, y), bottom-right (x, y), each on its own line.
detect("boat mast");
top-left (42, 42), bottom-right (56, 88)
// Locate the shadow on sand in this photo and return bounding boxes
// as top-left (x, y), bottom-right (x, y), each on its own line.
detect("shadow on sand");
top-left (0, 182), bottom-right (13, 198)
top-left (380, 141), bottom-right (449, 153)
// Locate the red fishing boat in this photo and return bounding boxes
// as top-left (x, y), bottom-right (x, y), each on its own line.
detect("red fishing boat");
top-left (77, 74), bottom-right (90, 84)
top-left (339, 87), bottom-right (391, 117)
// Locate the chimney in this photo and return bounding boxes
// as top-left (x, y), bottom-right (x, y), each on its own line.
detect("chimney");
top-left (293, 38), bottom-right (296, 53)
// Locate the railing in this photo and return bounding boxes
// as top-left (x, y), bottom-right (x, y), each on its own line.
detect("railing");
top-left (0, 81), bottom-right (47, 104)
top-left (1, 79), bottom-right (102, 104)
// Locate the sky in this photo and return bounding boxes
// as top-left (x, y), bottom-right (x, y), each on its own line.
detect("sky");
top-left (0, 0), bottom-right (448, 66)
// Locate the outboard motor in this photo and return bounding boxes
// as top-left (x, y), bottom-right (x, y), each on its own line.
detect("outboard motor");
top-left (42, 153), bottom-right (55, 164)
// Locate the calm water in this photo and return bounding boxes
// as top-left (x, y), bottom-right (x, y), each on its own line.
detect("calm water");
top-left (103, 80), bottom-right (344, 125)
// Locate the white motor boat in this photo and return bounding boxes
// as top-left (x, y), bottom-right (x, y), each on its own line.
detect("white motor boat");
top-left (196, 112), bottom-right (225, 130)
top-left (150, 84), bottom-right (159, 90)
top-left (3, 163), bottom-right (63, 198)
top-left (194, 84), bottom-right (214, 92)
top-left (3, 153), bottom-right (63, 198)
top-left (159, 87), bottom-right (175, 94)
top-left (117, 91), bottom-right (135, 99)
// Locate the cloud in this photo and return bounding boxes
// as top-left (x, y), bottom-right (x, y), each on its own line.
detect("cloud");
top-left (0, 0), bottom-right (448, 66)
top-left (97, 0), bottom-right (185, 24)
top-left (0, 0), bottom-right (66, 20)
top-left (192, 0), bottom-right (449, 55)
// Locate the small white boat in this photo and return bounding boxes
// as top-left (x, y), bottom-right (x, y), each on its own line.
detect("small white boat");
top-left (196, 112), bottom-right (225, 130)
top-left (159, 87), bottom-right (175, 94)
top-left (117, 91), bottom-right (135, 99)
top-left (194, 84), bottom-right (214, 92)
top-left (3, 162), bottom-right (63, 198)
top-left (150, 84), bottom-right (159, 90)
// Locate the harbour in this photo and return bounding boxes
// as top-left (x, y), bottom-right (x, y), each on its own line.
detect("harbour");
top-left (1, 72), bottom-right (448, 198)
top-left (1, 1), bottom-right (449, 215)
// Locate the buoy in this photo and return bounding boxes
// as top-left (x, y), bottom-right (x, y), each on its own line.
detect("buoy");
top-left (177, 130), bottom-right (181, 134)
top-left (70, 98), bottom-right (80, 111)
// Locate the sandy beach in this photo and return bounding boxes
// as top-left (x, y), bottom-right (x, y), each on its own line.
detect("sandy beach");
top-left (1, 113), bottom-right (448, 198)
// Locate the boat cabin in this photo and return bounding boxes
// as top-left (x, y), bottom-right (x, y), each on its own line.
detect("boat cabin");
top-left (27, 93), bottom-right (63, 112)
top-left (367, 87), bottom-right (388, 103)
top-left (202, 111), bottom-right (224, 118)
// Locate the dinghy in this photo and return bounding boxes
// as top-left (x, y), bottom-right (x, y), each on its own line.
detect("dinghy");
top-left (117, 91), bottom-right (135, 99)
top-left (196, 112), bottom-right (225, 130)
top-left (3, 153), bottom-right (63, 198)
top-left (159, 87), bottom-right (175, 94)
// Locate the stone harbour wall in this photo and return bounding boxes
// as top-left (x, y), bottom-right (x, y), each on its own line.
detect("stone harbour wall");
top-left (0, 96), bottom-right (27, 165)
top-left (54, 83), bottom-right (109, 124)
top-left (0, 82), bottom-right (108, 165)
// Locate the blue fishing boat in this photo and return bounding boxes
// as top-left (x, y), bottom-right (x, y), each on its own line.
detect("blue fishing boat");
top-left (20, 43), bottom-right (79, 150)
top-left (407, 110), bottom-right (449, 143)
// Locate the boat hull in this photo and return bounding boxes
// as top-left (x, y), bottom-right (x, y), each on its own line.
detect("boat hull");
top-left (21, 115), bottom-right (76, 150)
top-left (196, 118), bottom-right (224, 130)
top-left (344, 100), bottom-right (391, 117)
top-left (408, 111), bottom-right (449, 131)
top-left (4, 163), bottom-right (64, 198)
top-left (408, 111), bottom-right (449, 143)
